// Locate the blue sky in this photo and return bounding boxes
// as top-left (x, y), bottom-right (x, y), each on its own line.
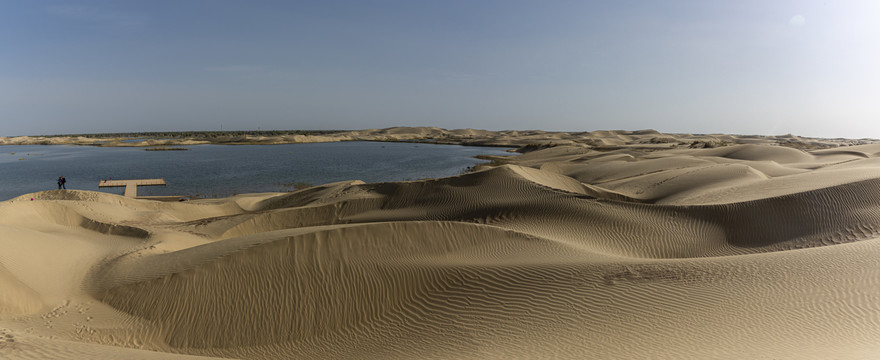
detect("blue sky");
top-left (1, 1), bottom-right (879, 138)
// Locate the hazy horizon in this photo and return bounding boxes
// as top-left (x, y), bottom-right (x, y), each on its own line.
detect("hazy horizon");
top-left (8, 126), bottom-right (880, 141)
top-left (2, 1), bottom-right (879, 139)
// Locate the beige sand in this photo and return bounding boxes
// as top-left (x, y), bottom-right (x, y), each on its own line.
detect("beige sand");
top-left (2, 126), bottom-right (876, 148)
top-left (3, 129), bottom-right (880, 359)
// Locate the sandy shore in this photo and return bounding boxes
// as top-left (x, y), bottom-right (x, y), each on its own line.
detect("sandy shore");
top-left (3, 128), bottom-right (880, 359)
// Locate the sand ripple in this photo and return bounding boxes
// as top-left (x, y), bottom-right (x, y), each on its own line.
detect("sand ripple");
top-left (4, 132), bottom-right (880, 358)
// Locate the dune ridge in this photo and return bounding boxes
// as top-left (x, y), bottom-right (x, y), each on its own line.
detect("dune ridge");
top-left (4, 132), bottom-right (880, 358)
top-left (2, 126), bottom-right (877, 149)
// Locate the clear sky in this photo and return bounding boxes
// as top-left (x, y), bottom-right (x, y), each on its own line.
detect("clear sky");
top-left (2, 1), bottom-right (879, 138)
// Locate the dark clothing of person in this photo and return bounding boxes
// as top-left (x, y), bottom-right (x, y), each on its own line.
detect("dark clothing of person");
top-left (61, 177), bottom-right (66, 189)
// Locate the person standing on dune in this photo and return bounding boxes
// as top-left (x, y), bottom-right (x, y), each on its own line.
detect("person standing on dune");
top-left (57, 176), bottom-right (63, 189)
top-left (61, 176), bottom-right (66, 189)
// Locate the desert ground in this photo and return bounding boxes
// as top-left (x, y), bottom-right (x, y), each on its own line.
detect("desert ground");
top-left (3, 128), bottom-right (880, 359)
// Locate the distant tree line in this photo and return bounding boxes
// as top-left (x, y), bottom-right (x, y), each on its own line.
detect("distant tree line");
top-left (44, 130), bottom-right (348, 139)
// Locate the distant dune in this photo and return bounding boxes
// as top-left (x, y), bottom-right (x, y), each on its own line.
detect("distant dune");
top-left (2, 126), bottom-right (876, 149)
top-left (3, 129), bottom-right (880, 358)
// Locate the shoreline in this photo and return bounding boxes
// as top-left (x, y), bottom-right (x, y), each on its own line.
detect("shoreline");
top-left (0, 140), bottom-right (515, 202)
top-left (5, 128), bottom-right (880, 358)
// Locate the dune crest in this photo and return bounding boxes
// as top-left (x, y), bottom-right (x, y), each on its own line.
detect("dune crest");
top-left (4, 132), bottom-right (880, 358)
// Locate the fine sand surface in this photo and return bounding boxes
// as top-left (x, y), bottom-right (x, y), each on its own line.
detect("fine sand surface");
top-left (4, 129), bottom-right (880, 358)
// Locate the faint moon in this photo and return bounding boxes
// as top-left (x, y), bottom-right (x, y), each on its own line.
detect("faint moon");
top-left (789, 15), bottom-right (806, 26)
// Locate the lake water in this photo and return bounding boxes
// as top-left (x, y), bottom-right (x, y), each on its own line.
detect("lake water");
top-left (0, 142), bottom-right (513, 201)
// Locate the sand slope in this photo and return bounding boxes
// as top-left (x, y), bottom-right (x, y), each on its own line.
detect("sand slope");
top-left (4, 134), bottom-right (880, 358)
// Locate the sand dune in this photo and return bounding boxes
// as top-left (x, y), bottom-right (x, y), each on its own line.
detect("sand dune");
top-left (4, 126), bottom-right (878, 148)
top-left (4, 130), bottom-right (880, 358)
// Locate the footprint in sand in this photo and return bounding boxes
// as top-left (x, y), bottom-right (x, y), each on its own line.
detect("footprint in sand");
top-left (0, 330), bottom-right (17, 350)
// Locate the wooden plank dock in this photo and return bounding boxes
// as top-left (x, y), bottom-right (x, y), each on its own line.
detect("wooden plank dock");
top-left (99, 178), bottom-right (166, 197)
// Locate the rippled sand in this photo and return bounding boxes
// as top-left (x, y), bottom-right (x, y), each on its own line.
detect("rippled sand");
top-left (3, 129), bottom-right (880, 359)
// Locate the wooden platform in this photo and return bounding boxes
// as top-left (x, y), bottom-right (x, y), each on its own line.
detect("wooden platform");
top-left (99, 178), bottom-right (166, 197)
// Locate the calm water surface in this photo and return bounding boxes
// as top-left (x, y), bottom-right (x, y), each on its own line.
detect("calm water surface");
top-left (0, 142), bottom-right (513, 200)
